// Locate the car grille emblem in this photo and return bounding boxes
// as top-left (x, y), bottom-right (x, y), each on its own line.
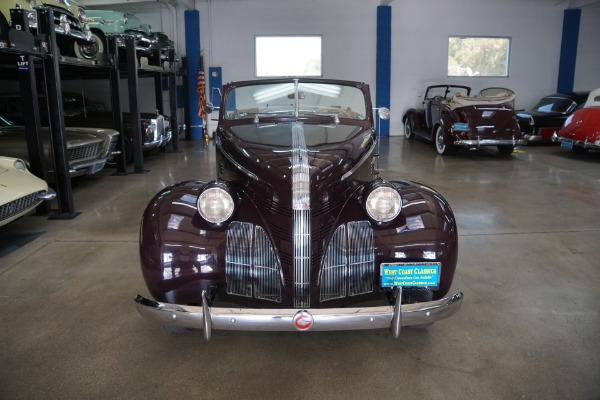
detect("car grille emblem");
top-left (293, 310), bottom-right (314, 331)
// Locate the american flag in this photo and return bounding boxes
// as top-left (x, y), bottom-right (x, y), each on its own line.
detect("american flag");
top-left (196, 52), bottom-right (207, 136)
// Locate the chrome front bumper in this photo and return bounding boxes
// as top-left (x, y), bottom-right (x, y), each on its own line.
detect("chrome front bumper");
top-left (453, 137), bottom-right (526, 147)
top-left (553, 134), bottom-right (600, 150)
top-left (134, 290), bottom-right (464, 341)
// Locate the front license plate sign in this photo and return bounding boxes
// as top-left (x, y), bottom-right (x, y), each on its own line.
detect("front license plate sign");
top-left (380, 262), bottom-right (441, 288)
top-left (90, 161), bottom-right (106, 175)
top-left (561, 139), bottom-right (573, 150)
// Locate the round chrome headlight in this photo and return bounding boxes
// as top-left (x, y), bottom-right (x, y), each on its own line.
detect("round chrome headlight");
top-left (13, 159), bottom-right (28, 172)
top-left (78, 8), bottom-right (87, 21)
top-left (365, 186), bottom-right (401, 223)
top-left (197, 187), bottom-right (235, 224)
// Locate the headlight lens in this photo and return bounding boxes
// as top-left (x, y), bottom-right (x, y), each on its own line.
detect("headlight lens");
top-left (365, 186), bottom-right (401, 223)
top-left (78, 8), bottom-right (87, 21)
top-left (13, 159), bottom-right (28, 172)
top-left (197, 187), bottom-right (235, 224)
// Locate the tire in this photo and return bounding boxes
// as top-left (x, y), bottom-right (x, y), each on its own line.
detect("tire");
top-left (497, 145), bottom-right (514, 155)
top-left (74, 30), bottom-right (106, 60)
top-left (404, 119), bottom-right (415, 139)
top-left (435, 126), bottom-right (451, 155)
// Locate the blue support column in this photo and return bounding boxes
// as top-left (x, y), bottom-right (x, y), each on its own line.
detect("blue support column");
top-left (185, 10), bottom-right (202, 139)
top-left (557, 9), bottom-right (581, 93)
top-left (376, 5), bottom-right (391, 136)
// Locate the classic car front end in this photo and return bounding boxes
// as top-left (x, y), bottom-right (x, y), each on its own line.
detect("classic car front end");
top-left (135, 79), bottom-right (463, 339)
top-left (0, 156), bottom-right (56, 227)
top-left (0, 116), bottom-right (120, 177)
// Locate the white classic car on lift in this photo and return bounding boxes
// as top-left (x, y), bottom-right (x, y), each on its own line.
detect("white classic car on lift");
top-left (0, 156), bottom-right (56, 227)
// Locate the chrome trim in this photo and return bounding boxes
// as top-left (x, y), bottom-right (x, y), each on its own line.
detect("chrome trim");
top-left (292, 122), bottom-right (311, 308)
top-left (452, 137), bottom-right (527, 147)
top-left (341, 143), bottom-right (375, 181)
top-left (215, 140), bottom-right (260, 181)
top-left (134, 292), bottom-right (464, 340)
top-left (37, 189), bottom-right (56, 201)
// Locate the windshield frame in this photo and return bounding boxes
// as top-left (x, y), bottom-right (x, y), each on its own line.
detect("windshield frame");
top-left (220, 78), bottom-right (372, 124)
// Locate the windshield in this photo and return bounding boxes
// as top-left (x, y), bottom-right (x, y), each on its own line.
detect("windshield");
top-left (224, 82), bottom-right (367, 120)
top-left (425, 85), bottom-right (471, 100)
top-left (532, 97), bottom-right (577, 114)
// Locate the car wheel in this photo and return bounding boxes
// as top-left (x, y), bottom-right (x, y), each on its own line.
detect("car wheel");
top-left (404, 119), bottom-right (415, 140)
top-left (0, 13), bottom-right (9, 42)
top-left (74, 30), bottom-right (106, 60)
top-left (435, 126), bottom-right (451, 155)
top-left (497, 145), bottom-right (514, 155)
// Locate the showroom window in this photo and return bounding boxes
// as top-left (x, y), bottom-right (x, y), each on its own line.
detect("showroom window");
top-left (255, 35), bottom-right (322, 77)
top-left (447, 36), bottom-right (511, 77)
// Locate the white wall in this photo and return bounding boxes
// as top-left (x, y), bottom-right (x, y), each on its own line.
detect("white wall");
top-left (196, 0), bottom-right (379, 84)
top-left (574, 2), bottom-right (600, 91)
top-left (66, 0), bottom-right (600, 134)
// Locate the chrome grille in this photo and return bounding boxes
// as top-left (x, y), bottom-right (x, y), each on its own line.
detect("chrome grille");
top-left (320, 221), bottom-right (374, 302)
top-left (0, 193), bottom-right (39, 222)
top-left (254, 226), bottom-right (281, 302)
top-left (225, 222), bottom-right (253, 297)
top-left (320, 225), bottom-right (347, 301)
top-left (292, 122), bottom-right (311, 308)
top-left (68, 143), bottom-right (101, 162)
top-left (348, 221), bottom-right (374, 296)
top-left (225, 222), bottom-right (282, 302)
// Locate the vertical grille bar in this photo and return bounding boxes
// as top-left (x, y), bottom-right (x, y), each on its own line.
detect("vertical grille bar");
top-left (292, 122), bottom-right (311, 308)
top-left (348, 221), bottom-right (374, 296)
top-left (320, 225), bottom-right (347, 301)
top-left (225, 222), bottom-right (253, 297)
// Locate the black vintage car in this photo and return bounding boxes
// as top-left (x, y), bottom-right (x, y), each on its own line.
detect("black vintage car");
top-left (516, 92), bottom-right (589, 144)
top-left (134, 78), bottom-right (463, 340)
top-left (402, 85), bottom-right (525, 155)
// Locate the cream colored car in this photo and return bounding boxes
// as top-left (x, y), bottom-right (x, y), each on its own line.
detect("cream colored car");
top-left (0, 0), bottom-right (91, 55)
top-left (0, 156), bottom-right (55, 227)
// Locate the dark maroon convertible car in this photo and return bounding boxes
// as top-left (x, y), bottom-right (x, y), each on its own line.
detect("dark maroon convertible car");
top-left (402, 85), bottom-right (525, 155)
top-left (135, 78), bottom-right (463, 340)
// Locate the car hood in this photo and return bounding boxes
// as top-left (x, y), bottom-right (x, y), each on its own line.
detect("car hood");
top-left (222, 121), bottom-right (373, 184)
top-left (0, 126), bottom-right (113, 147)
top-left (0, 168), bottom-right (48, 205)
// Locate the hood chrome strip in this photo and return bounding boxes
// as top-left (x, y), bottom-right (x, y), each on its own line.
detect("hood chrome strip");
top-left (292, 122), bottom-right (311, 308)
